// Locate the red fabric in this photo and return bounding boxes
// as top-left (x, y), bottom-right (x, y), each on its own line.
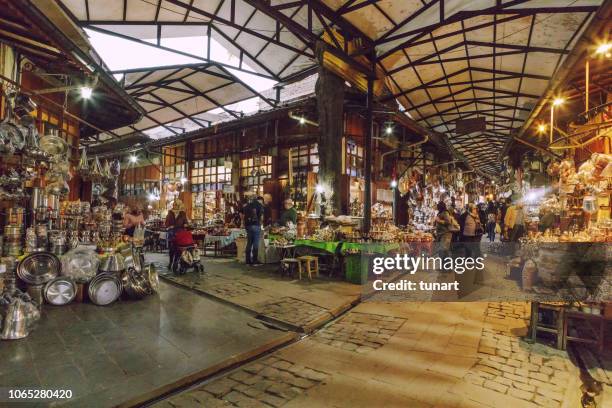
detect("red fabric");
top-left (174, 229), bottom-right (194, 246)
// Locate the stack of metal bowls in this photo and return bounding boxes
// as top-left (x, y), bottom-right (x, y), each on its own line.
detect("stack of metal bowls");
top-left (25, 227), bottom-right (37, 253)
top-left (35, 224), bottom-right (48, 249)
top-left (16, 252), bottom-right (60, 306)
top-left (88, 273), bottom-right (122, 306)
top-left (48, 231), bottom-right (67, 256)
top-left (3, 225), bottom-right (23, 257)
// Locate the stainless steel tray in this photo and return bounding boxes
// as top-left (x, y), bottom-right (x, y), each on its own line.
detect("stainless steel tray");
top-left (44, 276), bottom-right (76, 305)
top-left (17, 252), bottom-right (60, 285)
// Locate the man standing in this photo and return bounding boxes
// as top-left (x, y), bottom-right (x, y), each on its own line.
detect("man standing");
top-left (242, 196), bottom-right (264, 266)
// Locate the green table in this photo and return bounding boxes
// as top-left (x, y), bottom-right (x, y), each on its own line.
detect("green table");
top-left (293, 240), bottom-right (399, 285)
top-left (342, 242), bottom-right (400, 254)
top-left (293, 239), bottom-right (339, 253)
top-left (293, 240), bottom-right (399, 254)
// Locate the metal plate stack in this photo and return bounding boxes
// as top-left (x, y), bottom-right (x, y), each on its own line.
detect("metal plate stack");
top-left (88, 273), bottom-right (122, 306)
top-left (121, 263), bottom-right (159, 299)
top-left (16, 252), bottom-right (60, 285)
top-left (121, 268), bottom-right (149, 299)
top-left (43, 277), bottom-right (76, 306)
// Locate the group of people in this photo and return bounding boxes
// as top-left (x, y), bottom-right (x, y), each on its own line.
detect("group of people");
top-left (434, 197), bottom-right (527, 255)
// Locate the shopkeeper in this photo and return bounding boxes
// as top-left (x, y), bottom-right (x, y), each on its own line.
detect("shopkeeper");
top-left (280, 198), bottom-right (297, 227)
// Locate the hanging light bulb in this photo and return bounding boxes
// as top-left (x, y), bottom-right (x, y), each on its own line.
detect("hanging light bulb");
top-left (80, 86), bottom-right (93, 99)
top-left (595, 42), bottom-right (611, 57)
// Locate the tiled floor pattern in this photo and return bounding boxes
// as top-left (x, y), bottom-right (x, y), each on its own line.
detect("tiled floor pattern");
top-left (311, 312), bottom-right (406, 353)
top-left (255, 297), bottom-right (330, 327)
top-left (0, 282), bottom-right (287, 408)
top-left (158, 356), bottom-right (329, 408)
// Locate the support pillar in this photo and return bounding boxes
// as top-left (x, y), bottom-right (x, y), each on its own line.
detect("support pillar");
top-left (364, 77), bottom-right (373, 234)
top-left (315, 42), bottom-right (344, 215)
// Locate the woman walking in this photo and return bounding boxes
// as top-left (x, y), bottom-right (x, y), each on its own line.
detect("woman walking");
top-left (434, 201), bottom-right (456, 258)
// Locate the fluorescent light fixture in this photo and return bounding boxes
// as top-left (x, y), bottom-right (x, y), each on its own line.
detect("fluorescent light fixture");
top-left (80, 86), bottom-right (93, 99)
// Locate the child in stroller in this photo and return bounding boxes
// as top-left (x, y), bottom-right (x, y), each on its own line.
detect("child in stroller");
top-left (170, 211), bottom-right (204, 275)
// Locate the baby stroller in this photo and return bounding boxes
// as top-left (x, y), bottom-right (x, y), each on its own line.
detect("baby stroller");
top-left (171, 245), bottom-right (204, 275)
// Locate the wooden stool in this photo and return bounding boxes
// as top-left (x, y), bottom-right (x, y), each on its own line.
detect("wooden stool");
top-left (528, 301), bottom-right (566, 349)
top-left (297, 255), bottom-right (319, 280)
top-left (281, 258), bottom-right (301, 278)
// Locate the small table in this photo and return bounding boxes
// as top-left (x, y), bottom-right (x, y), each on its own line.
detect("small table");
top-left (274, 244), bottom-right (296, 276)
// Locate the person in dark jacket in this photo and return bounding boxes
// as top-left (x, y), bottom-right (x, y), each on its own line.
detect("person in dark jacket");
top-left (242, 196), bottom-right (264, 265)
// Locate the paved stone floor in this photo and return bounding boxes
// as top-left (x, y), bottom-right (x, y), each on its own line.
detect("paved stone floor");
top-left (148, 253), bottom-right (362, 331)
top-left (464, 303), bottom-right (579, 408)
top-left (1, 281), bottom-right (293, 408)
top-left (311, 312), bottom-right (406, 353)
top-left (156, 301), bottom-right (609, 408)
top-left (154, 356), bottom-right (330, 408)
top-left (5, 253), bottom-right (609, 408)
